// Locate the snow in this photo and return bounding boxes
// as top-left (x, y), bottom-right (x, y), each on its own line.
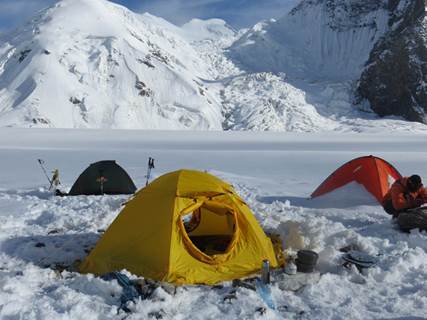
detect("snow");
top-left (1, 128), bottom-right (427, 319)
top-left (220, 72), bottom-right (427, 132)
top-left (180, 19), bottom-right (236, 44)
top-left (220, 0), bottom-right (427, 132)
top-left (1, 0), bottom-right (427, 132)
top-left (0, 0), bottom-right (426, 318)
top-left (0, 0), bottom-right (222, 130)
top-left (229, 0), bottom-right (390, 81)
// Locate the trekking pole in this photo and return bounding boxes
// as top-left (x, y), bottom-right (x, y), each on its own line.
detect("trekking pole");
top-left (37, 159), bottom-right (52, 186)
top-left (145, 157), bottom-right (155, 186)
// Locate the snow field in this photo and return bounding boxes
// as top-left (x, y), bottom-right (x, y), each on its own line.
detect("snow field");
top-left (0, 128), bottom-right (427, 319)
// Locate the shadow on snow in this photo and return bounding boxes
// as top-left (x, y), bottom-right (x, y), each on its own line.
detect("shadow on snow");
top-left (1, 233), bottom-right (100, 269)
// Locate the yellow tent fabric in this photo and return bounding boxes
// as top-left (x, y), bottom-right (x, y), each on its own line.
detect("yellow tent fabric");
top-left (80, 170), bottom-right (280, 285)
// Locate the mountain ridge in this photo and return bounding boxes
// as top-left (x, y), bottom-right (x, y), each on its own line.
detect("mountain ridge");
top-left (0, 0), bottom-right (426, 132)
top-left (0, 0), bottom-right (222, 129)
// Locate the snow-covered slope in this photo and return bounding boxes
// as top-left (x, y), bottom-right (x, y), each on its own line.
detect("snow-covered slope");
top-left (0, 0), bottom-right (222, 129)
top-left (229, 0), bottom-right (390, 81)
top-left (223, 0), bottom-right (427, 130)
top-left (180, 19), bottom-right (237, 44)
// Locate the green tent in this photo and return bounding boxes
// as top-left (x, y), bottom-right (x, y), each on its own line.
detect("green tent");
top-left (69, 160), bottom-right (137, 196)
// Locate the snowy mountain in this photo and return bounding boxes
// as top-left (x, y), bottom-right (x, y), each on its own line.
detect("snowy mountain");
top-left (0, 0), bottom-right (426, 131)
top-left (221, 0), bottom-right (426, 131)
top-left (0, 0), bottom-right (222, 129)
top-left (228, 0), bottom-right (427, 127)
top-left (228, 0), bottom-right (390, 81)
top-left (180, 19), bottom-right (237, 44)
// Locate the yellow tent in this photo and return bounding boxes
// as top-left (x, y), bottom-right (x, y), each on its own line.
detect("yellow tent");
top-left (80, 170), bottom-right (281, 285)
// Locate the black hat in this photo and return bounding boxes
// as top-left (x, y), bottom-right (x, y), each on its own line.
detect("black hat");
top-left (408, 175), bottom-right (422, 192)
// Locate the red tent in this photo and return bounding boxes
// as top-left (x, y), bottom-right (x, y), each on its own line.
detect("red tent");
top-left (311, 156), bottom-right (402, 203)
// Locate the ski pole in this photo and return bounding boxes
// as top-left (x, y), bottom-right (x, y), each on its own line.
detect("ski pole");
top-left (37, 159), bottom-right (52, 186)
top-left (145, 157), bottom-right (155, 186)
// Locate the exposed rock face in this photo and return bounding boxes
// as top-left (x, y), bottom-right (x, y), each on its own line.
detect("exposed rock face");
top-left (357, 0), bottom-right (427, 123)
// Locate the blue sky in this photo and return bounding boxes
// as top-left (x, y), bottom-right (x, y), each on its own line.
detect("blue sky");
top-left (0, 0), bottom-right (298, 34)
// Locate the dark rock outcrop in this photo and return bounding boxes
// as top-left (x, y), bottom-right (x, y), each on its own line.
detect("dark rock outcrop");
top-left (357, 0), bottom-right (427, 123)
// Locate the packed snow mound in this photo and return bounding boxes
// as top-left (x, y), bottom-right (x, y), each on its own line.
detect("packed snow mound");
top-left (0, 0), bottom-right (222, 129)
top-left (228, 0), bottom-right (390, 81)
top-left (310, 181), bottom-right (378, 208)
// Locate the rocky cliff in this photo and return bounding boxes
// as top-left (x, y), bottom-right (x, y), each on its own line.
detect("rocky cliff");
top-left (357, 0), bottom-right (427, 123)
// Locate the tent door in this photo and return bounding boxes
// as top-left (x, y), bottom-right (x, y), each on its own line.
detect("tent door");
top-left (180, 200), bottom-right (238, 262)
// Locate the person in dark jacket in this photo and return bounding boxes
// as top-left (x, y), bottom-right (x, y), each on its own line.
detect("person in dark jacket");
top-left (382, 175), bottom-right (427, 232)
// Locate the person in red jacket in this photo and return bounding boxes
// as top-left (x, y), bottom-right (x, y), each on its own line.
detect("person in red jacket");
top-left (382, 175), bottom-right (427, 218)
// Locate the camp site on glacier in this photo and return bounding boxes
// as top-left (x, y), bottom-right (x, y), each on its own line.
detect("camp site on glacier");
top-left (0, 0), bottom-right (426, 319)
